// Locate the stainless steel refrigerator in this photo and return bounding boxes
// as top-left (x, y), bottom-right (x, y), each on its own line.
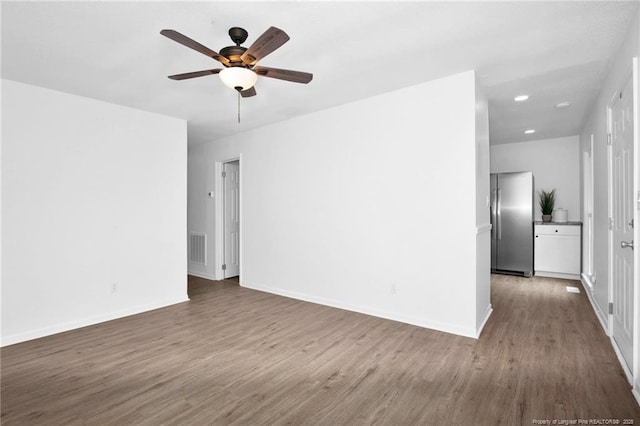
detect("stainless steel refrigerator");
top-left (490, 172), bottom-right (534, 277)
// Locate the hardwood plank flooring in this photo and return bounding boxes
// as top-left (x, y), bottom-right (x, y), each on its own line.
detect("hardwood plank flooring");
top-left (2, 274), bottom-right (639, 425)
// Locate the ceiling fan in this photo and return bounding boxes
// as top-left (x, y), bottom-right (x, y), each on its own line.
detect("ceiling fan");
top-left (160, 26), bottom-right (313, 98)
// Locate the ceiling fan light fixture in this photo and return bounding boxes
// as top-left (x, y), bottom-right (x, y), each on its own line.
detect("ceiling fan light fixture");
top-left (219, 67), bottom-right (258, 91)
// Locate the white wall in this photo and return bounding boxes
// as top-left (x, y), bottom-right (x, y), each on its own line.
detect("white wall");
top-left (490, 136), bottom-right (580, 221)
top-left (579, 10), bottom-right (639, 333)
top-left (1, 80), bottom-right (189, 346)
top-left (189, 70), bottom-right (491, 338)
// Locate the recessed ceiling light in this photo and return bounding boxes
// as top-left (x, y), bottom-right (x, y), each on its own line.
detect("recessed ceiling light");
top-left (524, 129), bottom-right (536, 134)
top-left (555, 101), bottom-right (571, 109)
top-left (514, 95), bottom-right (529, 102)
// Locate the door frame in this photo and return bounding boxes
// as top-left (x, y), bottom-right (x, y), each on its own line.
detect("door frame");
top-left (607, 59), bottom-right (639, 387)
top-left (582, 134), bottom-right (595, 288)
top-left (606, 83), bottom-right (615, 341)
top-left (607, 72), bottom-right (633, 383)
top-left (632, 56), bottom-right (640, 399)
top-left (214, 155), bottom-right (243, 281)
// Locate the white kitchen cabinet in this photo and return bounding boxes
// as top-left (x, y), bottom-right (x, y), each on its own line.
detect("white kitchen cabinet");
top-left (534, 223), bottom-right (581, 279)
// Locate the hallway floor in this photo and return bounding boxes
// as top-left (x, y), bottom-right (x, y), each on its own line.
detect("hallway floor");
top-left (1, 274), bottom-right (638, 424)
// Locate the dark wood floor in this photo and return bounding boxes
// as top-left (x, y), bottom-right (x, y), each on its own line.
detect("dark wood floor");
top-left (2, 274), bottom-right (639, 425)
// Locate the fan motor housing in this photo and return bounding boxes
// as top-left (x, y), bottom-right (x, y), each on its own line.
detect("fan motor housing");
top-left (221, 27), bottom-right (249, 65)
top-left (220, 45), bottom-right (247, 64)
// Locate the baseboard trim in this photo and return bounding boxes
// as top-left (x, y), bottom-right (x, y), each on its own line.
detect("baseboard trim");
top-left (580, 275), bottom-right (636, 396)
top-left (476, 304), bottom-right (493, 338)
top-left (536, 271), bottom-right (581, 280)
top-left (581, 273), bottom-right (595, 290)
top-left (610, 336), bottom-right (633, 384)
top-left (1, 295), bottom-right (190, 347)
top-left (241, 281), bottom-right (479, 339)
top-left (187, 271), bottom-right (216, 281)
top-left (632, 388), bottom-right (640, 407)
top-left (580, 275), bottom-right (608, 335)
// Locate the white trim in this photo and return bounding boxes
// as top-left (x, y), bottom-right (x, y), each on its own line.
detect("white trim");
top-left (611, 335), bottom-right (634, 384)
top-left (632, 56), bottom-right (640, 395)
top-left (582, 136), bottom-right (595, 280)
top-left (607, 97), bottom-right (615, 339)
top-left (1, 295), bottom-right (190, 347)
top-left (476, 304), bottom-right (493, 338)
top-left (214, 155), bottom-right (242, 281)
top-left (633, 388), bottom-right (640, 408)
top-left (241, 280), bottom-right (480, 339)
top-left (580, 275), bottom-right (635, 386)
top-left (214, 160), bottom-right (224, 280)
top-left (581, 275), bottom-right (609, 334)
top-left (239, 157), bottom-right (244, 281)
top-left (535, 271), bottom-right (580, 280)
top-left (476, 223), bottom-right (492, 235)
top-left (580, 272), bottom-right (594, 290)
top-left (187, 271), bottom-right (217, 281)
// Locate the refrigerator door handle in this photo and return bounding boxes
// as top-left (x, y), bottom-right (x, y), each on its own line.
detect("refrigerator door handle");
top-left (491, 188), bottom-right (497, 239)
top-left (497, 189), bottom-right (502, 240)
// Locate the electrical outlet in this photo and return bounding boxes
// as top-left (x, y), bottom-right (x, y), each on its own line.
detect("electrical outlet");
top-left (111, 282), bottom-right (118, 294)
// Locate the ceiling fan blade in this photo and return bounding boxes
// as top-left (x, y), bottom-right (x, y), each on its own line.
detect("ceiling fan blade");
top-left (161, 29), bottom-right (229, 66)
top-left (240, 87), bottom-right (257, 98)
top-left (241, 27), bottom-right (290, 66)
top-left (168, 69), bottom-right (223, 80)
top-left (253, 66), bottom-right (313, 84)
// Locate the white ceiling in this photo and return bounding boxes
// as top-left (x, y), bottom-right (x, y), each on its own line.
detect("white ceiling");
top-left (2, 1), bottom-right (638, 146)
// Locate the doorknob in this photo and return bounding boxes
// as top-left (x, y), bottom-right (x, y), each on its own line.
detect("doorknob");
top-left (621, 240), bottom-right (634, 250)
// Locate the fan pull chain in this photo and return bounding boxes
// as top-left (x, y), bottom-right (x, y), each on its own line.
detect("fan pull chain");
top-left (237, 91), bottom-right (241, 124)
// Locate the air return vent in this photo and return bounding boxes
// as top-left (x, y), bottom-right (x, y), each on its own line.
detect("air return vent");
top-left (189, 233), bottom-right (206, 265)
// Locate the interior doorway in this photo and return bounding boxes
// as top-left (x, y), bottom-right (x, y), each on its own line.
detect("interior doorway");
top-left (223, 160), bottom-right (240, 279)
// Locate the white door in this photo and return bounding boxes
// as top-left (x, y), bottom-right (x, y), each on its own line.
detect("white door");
top-left (223, 161), bottom-right (240, 278)
top-left (611, 74), bottom-right (634, 370)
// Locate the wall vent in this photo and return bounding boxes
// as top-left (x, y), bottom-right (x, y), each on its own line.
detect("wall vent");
top-left (189, 233), bottom-right (207, 265)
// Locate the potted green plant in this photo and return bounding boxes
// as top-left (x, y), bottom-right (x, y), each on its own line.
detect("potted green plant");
top-left (538, 189), bottom-right (556, 222)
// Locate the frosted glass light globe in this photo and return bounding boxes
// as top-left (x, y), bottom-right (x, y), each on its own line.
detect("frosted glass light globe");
top-left (219, 67), bottom-right (258, 91)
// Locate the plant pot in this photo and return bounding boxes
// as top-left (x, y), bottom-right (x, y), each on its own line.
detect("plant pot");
top-left (542, 214), bottom-right (552, 222)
